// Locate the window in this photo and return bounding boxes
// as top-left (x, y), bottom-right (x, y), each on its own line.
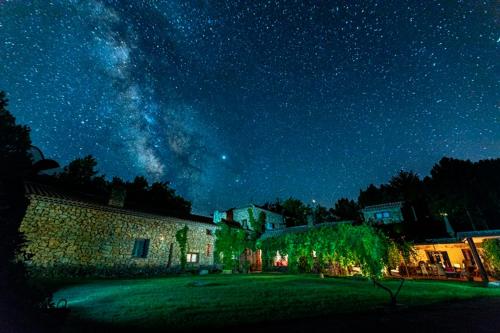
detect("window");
top-left (266, 222), bottom-right (274, 230)
top-left (242, 219), bottom-right (248, 229)
top-left (132, 239), bottom-right (150, 258)
top-left (187, 252), bottom-right (199, 263)
top-left (206, 244), bottom-right (212, 256)
top-left (206, 229), bottom-right (213, 236)
top-left (426, 251), bottom-right (451, 268)
top-left (375, 211), bottom-right (390, 219)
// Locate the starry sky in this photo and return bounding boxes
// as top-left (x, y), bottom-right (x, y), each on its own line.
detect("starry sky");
top-left (1, 1), bottom-right (499, 214)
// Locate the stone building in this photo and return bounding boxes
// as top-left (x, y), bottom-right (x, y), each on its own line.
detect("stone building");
top-left (213, 204), bottom-right (286, 231)
top-left (361, 201), bottom-right (405, 225)
top-left (20, 182), bottom-right (216, 278)
top-left (212, 205), bottom-right (286, 272)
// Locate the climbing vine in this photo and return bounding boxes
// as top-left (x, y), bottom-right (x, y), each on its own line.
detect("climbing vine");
top-left (214, 223), bottom-right (248, 271)
top-left (175, 225), bottom-right (189, 271)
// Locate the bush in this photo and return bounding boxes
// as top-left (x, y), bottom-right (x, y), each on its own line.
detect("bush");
top-left (482, 239), bottom-right (500, 278)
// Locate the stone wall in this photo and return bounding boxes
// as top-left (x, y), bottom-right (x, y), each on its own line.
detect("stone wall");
top-left (19, 195), bottom-right (217, 278)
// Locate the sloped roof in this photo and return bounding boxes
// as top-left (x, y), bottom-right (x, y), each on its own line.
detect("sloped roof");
top-left (222, 204), bottom-right (284, 217)
top-left (361, 201), bottom-right (404, 212)
top-left (25, 182), bottom-right (105, 205)
top-left (24, 182), bottom-right (215, 226)
top-left (456, 229), bottom-right (500, 239)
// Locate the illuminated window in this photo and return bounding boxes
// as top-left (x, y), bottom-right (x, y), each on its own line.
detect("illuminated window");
top-left (132, 239), bottom-right (150, 258)
top-left (375, 211), bottom-right (390, 219)
top-left (187, 252), bottom-right (199, 263)
top-left (206, 244), bottom-right (211, 256)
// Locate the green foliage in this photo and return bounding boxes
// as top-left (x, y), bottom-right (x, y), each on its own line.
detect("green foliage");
top-left (175, 226), bottom-right (189, 271)
top-left (258, 224), bottom-right (398, 279)
top-left (0, 91), bottom-right (54, 328)
top-left (56, 155), bottom-right (108, 195)
top-left (482, 239), bottom-right (500, 277)
top-left (214, 223), bottom-right (248, 270)
top-left (282, 197), bottom-right (311, 227)
top-left (248, 208), bottom-right (266, 235)
top-left (54, 158), bottom-right (192, 216)
top-left (333, 198), bottom-right (360, 221)
top-left (247, 208), bottom-right (266, 250)
top-left (426, 157), bottom-right (500, 231)
top-left (0, 91), bottom-right (32, 177)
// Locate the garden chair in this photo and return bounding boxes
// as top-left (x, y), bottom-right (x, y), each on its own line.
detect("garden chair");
top-left (420, 263), bottom-right (429, 277)
top-left (436, 264), bottom-right (447, 278)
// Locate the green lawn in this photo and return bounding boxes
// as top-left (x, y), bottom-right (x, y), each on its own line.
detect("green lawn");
top-left (54, 274), bottom-right (500, 331)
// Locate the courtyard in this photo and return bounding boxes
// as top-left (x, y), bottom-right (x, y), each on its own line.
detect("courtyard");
top-left (53, 274), bottom-right (500, 332)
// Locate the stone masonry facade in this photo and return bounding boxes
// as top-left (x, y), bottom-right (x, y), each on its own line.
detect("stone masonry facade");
top-left (20, 195), bottom-right (217, 278)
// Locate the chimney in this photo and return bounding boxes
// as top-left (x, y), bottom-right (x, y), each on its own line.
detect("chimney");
top-left (108, 187), bottom-right (126, 208)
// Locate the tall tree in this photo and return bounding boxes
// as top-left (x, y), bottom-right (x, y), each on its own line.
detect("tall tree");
top-left (281, 197), bottom-right (311, 227)
top-left (0, 91), bottom-right (52, 331)
top-left (333, 198), bottom-right (360, 221)
top-left (426, 157), bottom-right (500, 231)
top-left (0, 91), bottom-right (31, 177)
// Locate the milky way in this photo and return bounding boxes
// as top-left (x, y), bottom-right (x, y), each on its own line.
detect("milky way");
top-left (1, 1), bottom-right (499, 214)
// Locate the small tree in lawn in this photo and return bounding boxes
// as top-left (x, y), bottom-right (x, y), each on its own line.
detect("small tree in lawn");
top-left (350, 225), bottom-right (405, 306)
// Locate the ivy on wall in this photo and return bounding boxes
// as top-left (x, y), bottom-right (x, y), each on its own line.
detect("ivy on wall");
top-left (214, 223), bottom-right (248, 271)
top-left (175, 225), bottom-right (189, 271)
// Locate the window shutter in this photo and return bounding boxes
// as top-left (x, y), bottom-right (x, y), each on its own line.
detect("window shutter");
top-left (132, 240), bottom-right (141, 257)
top-left (142, 239), bottom-right (150, 258)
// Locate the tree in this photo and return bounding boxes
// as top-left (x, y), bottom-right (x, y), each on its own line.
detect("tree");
top-left (54, 158), bottom-right (192, 217)
top-left (426, 157), bottom-right (500, 231)
top-left (281, 197), bottom-right (310, 227)
top-left (0, 91), bottom-right (32, 177)
top-left (333, 198), bottom-right (360, 221)
top-left (55, 155), bottom-right (108, 196)
top-left (258, 224), bottom-right (406, 305)
top-left (0, 91), bottom-right (55, 331)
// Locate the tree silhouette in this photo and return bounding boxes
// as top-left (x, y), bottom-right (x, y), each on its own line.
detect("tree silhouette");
top-left (0, 91), bottom-right (54, 331)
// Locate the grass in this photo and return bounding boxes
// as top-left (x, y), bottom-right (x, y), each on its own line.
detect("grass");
top-left (53, 274), bottom-right (500, 331)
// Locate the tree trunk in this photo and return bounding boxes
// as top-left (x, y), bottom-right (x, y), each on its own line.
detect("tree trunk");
top-left (372, 278), bottom-right (405, 306)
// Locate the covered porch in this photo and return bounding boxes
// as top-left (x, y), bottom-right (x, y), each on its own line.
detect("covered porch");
top-left (393, 230), bottom-right (500, 283)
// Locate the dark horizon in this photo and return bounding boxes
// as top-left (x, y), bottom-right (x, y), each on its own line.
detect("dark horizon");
top-left (1, 1), bottom-right (498, 214)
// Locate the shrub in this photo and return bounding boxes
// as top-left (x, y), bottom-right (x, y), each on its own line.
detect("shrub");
top-left (482, 239), bottom-right (500, 278)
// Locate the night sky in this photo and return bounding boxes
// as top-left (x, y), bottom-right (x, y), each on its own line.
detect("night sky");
top-left (1, 1), bottom-right (498, 214)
